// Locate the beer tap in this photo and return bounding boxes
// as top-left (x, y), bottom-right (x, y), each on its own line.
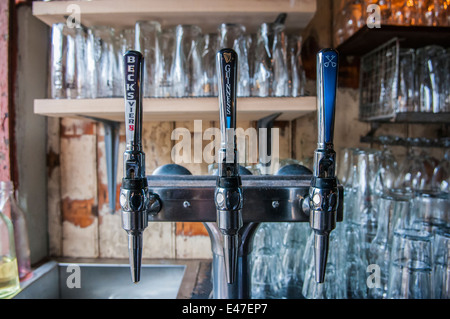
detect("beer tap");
top-left (309, 48), bottom-right (339, 283)
top-left (119, 50), bottom-right (149, 283)
top-left (214, 48), bottom-right (243, 284)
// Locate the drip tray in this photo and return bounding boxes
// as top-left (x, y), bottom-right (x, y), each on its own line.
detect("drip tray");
top-left (14, 259), bottom-right (209, 299)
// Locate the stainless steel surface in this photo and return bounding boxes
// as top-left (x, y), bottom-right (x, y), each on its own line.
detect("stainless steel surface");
top-left (204, 223), bottom-right (259, 299)
top-left (309, 48), bottom-right (340, 283)
top-left (13, 259), bottom-right (208, 299)
top-left (147, 175), bottom-right (324, 223)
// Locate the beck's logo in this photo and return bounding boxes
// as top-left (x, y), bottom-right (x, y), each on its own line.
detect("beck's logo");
top-left (224, 52), bottom-right (232, 63)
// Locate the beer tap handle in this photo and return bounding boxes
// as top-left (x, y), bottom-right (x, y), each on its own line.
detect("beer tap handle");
top-left (215, 48), bottom-right (243, 284)
top-left (309, 48), bottom-right (339, 283)
top-left (120, 50), bottom-right (148, 283)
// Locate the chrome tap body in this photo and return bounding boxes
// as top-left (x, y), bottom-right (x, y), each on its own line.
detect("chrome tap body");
top-left (309, 48), bottom-right (340, 283)
top-left (214, 49), bottom-right (243, 284)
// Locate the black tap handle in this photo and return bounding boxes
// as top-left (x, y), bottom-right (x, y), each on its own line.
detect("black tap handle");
top-left (124, 50), bottom-right (144, 152)
top-left (217, 48), bottom-right (238, 149)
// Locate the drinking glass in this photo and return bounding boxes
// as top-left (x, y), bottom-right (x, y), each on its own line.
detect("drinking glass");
top-left (65, 26), bottom-right (87, 99)
top-left (437, 50), bottom-right (450, 112)
top-left (431, 148), bottom-right (450, 194)
top-left (171, 24), bottom-right (204, 97)
top-left (218, 23), bottom-right (250, 97)
top-left (93, 26), bottom-right (115, 98)
top-left (410, 191), bottom-right (449, 233)
top-left (201, 33), bottom-right (219, 97)
top-left (135, 21), bottom-right (163, 97)
top-left (369, 194), bottom-right (400, 298)
top-left (49, 23), bottom-right (66, 99)
top-left (416, 45), bottom-right (446, 113)
top-left (251, 224), bottom-right (283, 299)
top-left (397, 48), bottom-right (417, 113)
top-left (395, 143), bottom-right (429, 193)
top-left (342, 222), bottom-right (369, 299)
top-left (432, 228), bottom-right (450, 299)
top-left (351, 149), bottom-right (380, 250)
top-left (387, 228), bottom-right (433, 299)
top-left (252, 22), bottom-right (289, 97)
top-left (113, 28), bottom-right (135, 97)
top-left (302, 227), bottom-right (346, 299)
top-left (279, 223), bottom-right (309, 298)
top-left (373, 140), bottom-right (399, 197)
top-left (160, 27), bottom-right (176, 97)
top-left (286, 35), bottom-right (306, 97)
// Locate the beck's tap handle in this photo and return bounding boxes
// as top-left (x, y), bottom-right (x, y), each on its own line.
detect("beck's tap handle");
top-left (309, 48), bottom-right (339, 283)
top-left (215, 49), bottom-right (243, 284)
top-left (120, 50), bottom-right (148, 283)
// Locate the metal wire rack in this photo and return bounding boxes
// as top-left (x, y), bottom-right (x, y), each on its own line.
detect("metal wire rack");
top-left (359, 38), bottom-right (400, 121)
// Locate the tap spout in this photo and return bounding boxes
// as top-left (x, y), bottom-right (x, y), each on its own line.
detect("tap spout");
top-left (215, 48), bottom-right (243, 284)
top-left (309, 48), bottom-right (339, 283)
top-left (120, 50), bottom-right (148, 283)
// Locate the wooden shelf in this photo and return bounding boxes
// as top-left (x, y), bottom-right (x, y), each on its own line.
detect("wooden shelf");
top-left (34, 97), bottom-right (317, 122)
top-left (337, 25), bottom-right (450, 57)
top-left (32, 0), bottom-right (316, 33)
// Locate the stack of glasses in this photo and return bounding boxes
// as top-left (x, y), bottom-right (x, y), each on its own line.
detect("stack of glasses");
top-left (334, 0), bottom-right (450, 46)
top-left (49, 21), bottom-right (307, 99)
top-left (250, 140), bottom-right (449, 299)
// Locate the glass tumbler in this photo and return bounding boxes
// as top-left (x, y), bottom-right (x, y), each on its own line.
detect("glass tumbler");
top-left (135, 21), bottom-right (163, 97)
top-left (397, 48), bottom-right (417, 113)
top-left (93, 26), bottom-right (115, 98)
top-left (218, 23), bottom-right (250, 97)
top-left (252, 22), bottom-right (289, 97)
top-left (416, 45), bottom-right (446, 113)
top-left (387, 228), bottom-right (433, 299)
top-left (171, 25), bottom-right (204, 97)
top-left (65, 26), bottom-right (87, 99)
top-left (432, 228), bottom-right (449, 299)
top-left (201, 33), bottom-right (219, 97)
top-left (410, 191), bottom-right (449, 232)
top-left (286, 35), bottom-right (306, 97)
top-left (49, 23), bottom-right (66, 99)
top-left (160, 27), bottom-right (176, 97)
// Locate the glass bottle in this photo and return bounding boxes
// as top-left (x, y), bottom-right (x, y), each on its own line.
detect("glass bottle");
top-left (0, 186), bottom-right (20, 298)
top-left (0, 182), bottom-right (31, 282)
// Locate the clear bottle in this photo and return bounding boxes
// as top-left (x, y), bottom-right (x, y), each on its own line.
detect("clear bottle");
top-left (0, 185), bottom-right (20, 298)
top-left (0, 182), bottom-right (31, 282)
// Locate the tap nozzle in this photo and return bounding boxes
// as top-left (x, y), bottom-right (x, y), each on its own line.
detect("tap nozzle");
top-left (215, 49), bottom-right (243, 284)
top-left (120, 50), bottom-right (148, 283)
top-left (309, 48), bottom-right (339, 283)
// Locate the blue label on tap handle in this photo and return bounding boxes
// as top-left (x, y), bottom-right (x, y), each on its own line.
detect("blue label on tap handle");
top-left (318, 49), bottom-right (339, 145)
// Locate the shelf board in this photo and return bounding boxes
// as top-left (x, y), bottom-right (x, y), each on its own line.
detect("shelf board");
top-left (32, 0), bottom-right (316, 33)
top-left (337, 25), bottom-right (450, 57)
top-left (34, 97), bottom-right (317, 122)
top-left (360, 112), bottom-right (450, 124)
